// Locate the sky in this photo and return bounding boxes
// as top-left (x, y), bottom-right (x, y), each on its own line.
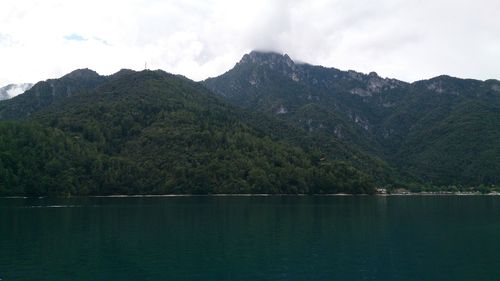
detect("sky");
top-left (1, 0), bottom-right (500, 89)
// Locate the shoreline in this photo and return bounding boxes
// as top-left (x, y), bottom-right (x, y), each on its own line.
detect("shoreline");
top-left (1, 192), bottom-right (500, 199)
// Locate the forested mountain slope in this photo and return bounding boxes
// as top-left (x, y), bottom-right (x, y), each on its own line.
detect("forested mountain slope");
top-left (0, 69), bottom-right (375, 196)
top-left (204, 51), bottom-right (500, 185)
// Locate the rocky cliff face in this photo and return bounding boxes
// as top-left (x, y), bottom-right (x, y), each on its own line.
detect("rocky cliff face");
top-left (204, 51), bottom-right (500, 185)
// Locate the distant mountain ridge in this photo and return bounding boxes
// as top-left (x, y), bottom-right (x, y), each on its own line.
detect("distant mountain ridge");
top-left (0, 69), bottom-right (105, 119)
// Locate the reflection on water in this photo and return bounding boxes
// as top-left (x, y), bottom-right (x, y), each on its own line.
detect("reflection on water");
top-left (1, 196), bottom-right (500, 281)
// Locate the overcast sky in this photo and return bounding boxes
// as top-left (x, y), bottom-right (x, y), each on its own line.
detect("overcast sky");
top-left (1, 0), bottom-right (499, 87)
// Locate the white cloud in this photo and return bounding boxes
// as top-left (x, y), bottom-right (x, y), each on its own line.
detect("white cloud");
top-left (0, 0), bottom-right (499, 86)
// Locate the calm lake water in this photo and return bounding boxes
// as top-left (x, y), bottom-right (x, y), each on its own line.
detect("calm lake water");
top-left (1, 196), bottom-right (500, 281)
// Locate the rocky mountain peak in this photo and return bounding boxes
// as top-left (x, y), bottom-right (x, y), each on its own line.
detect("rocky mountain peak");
top-left (235, 51), bottom-right (303, 85)
top-left (62, 68), bottom-right (101, 80)
top-left (238, 51), bottom-right (295, 68)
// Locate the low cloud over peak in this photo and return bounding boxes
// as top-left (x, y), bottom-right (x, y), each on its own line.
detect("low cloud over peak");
top-left (0, 0), bottom-right (499, 85)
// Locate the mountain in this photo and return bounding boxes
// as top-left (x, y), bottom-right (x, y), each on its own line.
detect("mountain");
top-left (204, 52), bottom-right (406, 154)
top-left (205, 52), bottom-right (396, 181)
top-left (0, 69), bottom-right (105, 119)
top-left (204, 51), bottom-right (500, 186)
top-left (0, 69), bottom-right (374, 196)
top-left (2, 51), bottom-right (498, 196)
top-left (0, 83), bottom-right (33, 100)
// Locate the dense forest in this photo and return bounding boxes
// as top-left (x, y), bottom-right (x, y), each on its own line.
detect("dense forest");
top-left (205, 51), bottom-right (500, 188)
top-left (0, 70), bottom-right (374, 196)
top-left (1, 51), bottom-right (500, 197)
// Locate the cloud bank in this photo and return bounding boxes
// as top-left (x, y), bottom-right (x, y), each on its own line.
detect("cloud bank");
top-left (0, 83), bottom-right (33, 100)
top-left (1, 0), bottom-right (499, 86)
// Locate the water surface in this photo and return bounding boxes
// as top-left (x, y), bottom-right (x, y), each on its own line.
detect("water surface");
top-left (1, 196), bottom-right (500, 281)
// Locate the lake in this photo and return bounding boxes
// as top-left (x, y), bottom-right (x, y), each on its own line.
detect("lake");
top-left (1, 196), bottom-right (500, 281)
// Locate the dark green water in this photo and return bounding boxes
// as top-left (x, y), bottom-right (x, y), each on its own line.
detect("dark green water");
top-left (1, 196), bottom-right (500, 281)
